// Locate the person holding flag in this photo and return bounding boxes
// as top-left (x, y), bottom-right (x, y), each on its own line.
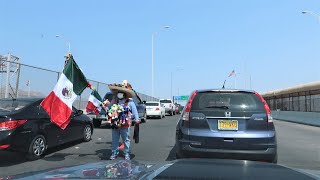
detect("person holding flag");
top-left (103, 80), bottom-right (140, 160)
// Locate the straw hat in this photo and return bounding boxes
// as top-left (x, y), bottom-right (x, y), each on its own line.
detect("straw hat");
top-left (108, 80), bottom-right (136, 98)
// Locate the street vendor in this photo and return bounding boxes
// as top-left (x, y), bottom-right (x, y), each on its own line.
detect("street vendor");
top-left (102, 80), bottom-right (140, 160)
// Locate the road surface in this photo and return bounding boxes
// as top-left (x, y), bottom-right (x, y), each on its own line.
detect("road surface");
top-left (0, 116), bottom-right (320, 177)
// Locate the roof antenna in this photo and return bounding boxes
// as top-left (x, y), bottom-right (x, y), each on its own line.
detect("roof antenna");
top-left (222, 80), bottom-right (226, 89)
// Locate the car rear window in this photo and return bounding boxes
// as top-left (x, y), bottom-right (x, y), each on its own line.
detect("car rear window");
top-left (0, 99), bottom-right (34, 112)
top-left (191, 92), bottom-right (265, 111)
top-left (160, 100), bottom-right (172, 103)
top-left (146, 103), bottom-right (159, 106)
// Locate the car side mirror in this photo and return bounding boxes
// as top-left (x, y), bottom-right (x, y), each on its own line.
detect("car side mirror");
top-left (74, 110), bottom-right (83, 117)
top-left (143, 101), bottom-right (146, 104)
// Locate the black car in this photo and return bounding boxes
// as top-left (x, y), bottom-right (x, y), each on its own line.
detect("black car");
top-left (0, 98), bottom-right (93, 160)
top-left (176, 89), bottom-right (277, 163)
top-left (91, 92), bottom-right (147, 128)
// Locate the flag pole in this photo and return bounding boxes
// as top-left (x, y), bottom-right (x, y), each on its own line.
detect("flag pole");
top-left (234, 75), bottom-right (237, 89)
top-left (28, 80), bottom-right (31, 97)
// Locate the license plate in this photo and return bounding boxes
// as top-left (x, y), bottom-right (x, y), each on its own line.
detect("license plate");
top-left (218, 120), bottom-right (238, 130)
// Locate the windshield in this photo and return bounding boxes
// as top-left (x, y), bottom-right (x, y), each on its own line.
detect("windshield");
top-left (145, 103), bottom-right (159, 106)
top-left (0, 99), bottom-right (33, 113)
top-left (191, 92), bottom-right (265, 111)
top-left (160, 100), bottom-right (172, 103)
top-left (2, 1), bottom-right (320, 179)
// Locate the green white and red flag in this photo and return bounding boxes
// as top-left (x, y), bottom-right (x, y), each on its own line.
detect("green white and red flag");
top-left (40, 55), bottom-right (89, 129)
top-left (86, 90), bottom-right (102, 115)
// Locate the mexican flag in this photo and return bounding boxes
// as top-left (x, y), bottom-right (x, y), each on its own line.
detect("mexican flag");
top-left (86, 90), bottom-right (102, 115)
top-left (40, 55), bottom-right (88, 129)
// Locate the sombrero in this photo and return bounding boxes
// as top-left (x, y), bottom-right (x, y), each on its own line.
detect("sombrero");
top-left (108, 80), bottom-right (136, 98)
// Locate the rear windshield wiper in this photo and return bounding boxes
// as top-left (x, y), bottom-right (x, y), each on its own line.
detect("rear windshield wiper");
top-left (0, 108), bottom-right (11, 112)
top-left (205, 105), bottom-right (229, 109)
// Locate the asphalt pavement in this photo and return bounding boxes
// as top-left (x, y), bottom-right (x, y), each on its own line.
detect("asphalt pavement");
top-left (275, 120), bottom-right (320, 170)
top-left (0, 116), bottom-right (320, 177)
top-left (0, 114), bottom-right (179, 177)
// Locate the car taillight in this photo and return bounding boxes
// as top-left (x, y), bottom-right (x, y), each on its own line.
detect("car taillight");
top-left (182, 91), bottom-right (198, 121)
top-left (254, 92), bottom-right (273, 122)
top-left (0, 119), bottom-right (27, 131)
top-left (0, 144), bottom-right (10, 149)
top-left (156, 107), bottom-right (160, 111)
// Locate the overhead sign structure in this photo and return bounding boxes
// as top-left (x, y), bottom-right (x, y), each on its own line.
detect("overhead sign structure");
top-left (174, 96), bottom-right (189, 101)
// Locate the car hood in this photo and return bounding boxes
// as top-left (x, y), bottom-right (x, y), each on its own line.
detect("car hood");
top-left (3, 159), bottom-right (320, 180)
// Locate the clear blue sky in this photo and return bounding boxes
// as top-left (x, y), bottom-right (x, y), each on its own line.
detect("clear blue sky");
top-left (1, 0), bottom-right (320, 99)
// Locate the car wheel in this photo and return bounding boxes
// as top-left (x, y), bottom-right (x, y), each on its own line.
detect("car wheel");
top-left (272, 154), bottom-right (278, 164)
top-left (143, 111), bottom-right (147, 120)
top-left (83, 124), bottom-right (92, 142)
top-left (93, 119), bottom-right (102, 128)
top-left (175, 153), bottom-right (181, 159)
top-left (26, 135), bottom-right (46, 161)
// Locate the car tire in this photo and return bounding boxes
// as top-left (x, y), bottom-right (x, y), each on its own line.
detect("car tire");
top-left (159, 114), bottom-right (162, 119)
top-left (141, 111), bottom-right (147, 123)
top-left (272, 154), bottom-right (278, 164)
top-left (142, 111), bottom-right (147, 120)
top-left (93, 119), bottom-right (102, 128)
top-left (175, 153), bottom-right (181, 159)
top-left (83, 124), bottom-right (92, 142)
top-left (26, 135), bottom-right (47, 161)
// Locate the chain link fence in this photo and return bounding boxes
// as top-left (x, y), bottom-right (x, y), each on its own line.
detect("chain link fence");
top-left (0, 55), bottom-right (158, 111)
top-left (265, 94), bottom-right (320, 112)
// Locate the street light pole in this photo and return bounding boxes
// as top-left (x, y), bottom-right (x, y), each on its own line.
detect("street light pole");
top-left (151, 33), bottom-right (155, 97)
top-left (56, 35), bottom-right (71, 53)
top-left (151, 26), bottom-right (170, 98)
top-left (170, 72), bottom-right (173, 99)
top-left (171, 67), bottom-right (183, 99)
top-left (302, 11), bottom-right (320, 23)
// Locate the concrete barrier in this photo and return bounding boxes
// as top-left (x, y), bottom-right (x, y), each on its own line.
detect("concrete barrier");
top-left (271, 110), bottom-right (320, 127)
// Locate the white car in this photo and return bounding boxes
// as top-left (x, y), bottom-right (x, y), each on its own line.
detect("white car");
top-left (145, 101), bottom-right (165, 119)
top-left (159, 99), bottom-right (176, 116)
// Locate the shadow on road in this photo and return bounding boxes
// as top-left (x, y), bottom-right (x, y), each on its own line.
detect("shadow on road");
top-left (0, 151), bottom-right (27, 167)
top-left (146, 117), bottom-right (162, 120)
top-left (95, 141), bottom-right (112, 145)
top-left (0, 140), bottom-right (84, 166)
top-left (166, 144), bottom-right (177, 161)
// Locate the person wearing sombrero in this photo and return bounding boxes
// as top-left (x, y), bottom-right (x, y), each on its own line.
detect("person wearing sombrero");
top-left (103, 80), bottom-right (140, 160)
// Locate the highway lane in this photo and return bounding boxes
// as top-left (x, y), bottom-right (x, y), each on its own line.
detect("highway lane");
top-left (275, 120), bottom-right (320, 170)
top-left (0, 115), bottom-right (179, 177)
top-left (1, 116), bottom-right (320, 177)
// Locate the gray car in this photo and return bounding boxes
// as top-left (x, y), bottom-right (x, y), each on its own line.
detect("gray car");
top-left (175, 89), bottom-right (277, 163)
